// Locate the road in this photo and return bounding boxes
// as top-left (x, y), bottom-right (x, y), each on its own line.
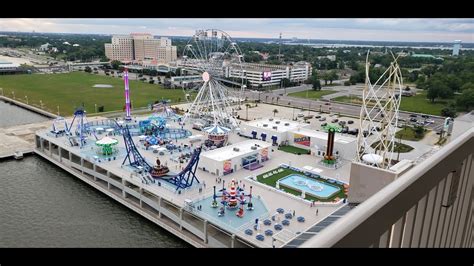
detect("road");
top-left (243, 87), bottom-right (445, 131)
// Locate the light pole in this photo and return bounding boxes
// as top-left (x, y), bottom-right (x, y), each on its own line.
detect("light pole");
top-left (0, 88), bottom-right (3, 96)
top-left (57, 105), bottom-right (60, 116)
top-left (40, 100), bottom-right (44, 109)
top-left (25, 95), bottom-right (28, 104)
top-left (95, 104), bottom-right (97, 113)
top-left (12, 91), bottom-right (15, 100)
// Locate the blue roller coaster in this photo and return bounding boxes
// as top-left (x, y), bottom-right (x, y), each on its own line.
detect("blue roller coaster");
top-left (119, 123), bottom-right (200, 189)
top-left (66, 108), bottom-right (89, 148)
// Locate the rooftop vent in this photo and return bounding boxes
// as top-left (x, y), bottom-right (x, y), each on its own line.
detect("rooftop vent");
top-left (273, 126), bottom-right (278, 130)
top-left (263, 124), bottom-right (268, 127)
top-left (269, 118), bottom-right (274, 121)
top-left (251, 146), bottom-right (257, 150)
top-left (275, 121), bottom-right (281, 124)
top-left (284, 123), bottom-right (290, 126)
top-left (233, 147), bottom-right (240, 152)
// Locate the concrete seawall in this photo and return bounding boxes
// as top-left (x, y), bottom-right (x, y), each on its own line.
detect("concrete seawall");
top-left (0, 95), bottom-right (58, 118)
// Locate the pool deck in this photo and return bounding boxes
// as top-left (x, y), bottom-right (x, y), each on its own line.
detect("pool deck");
top-left (33, 110), bottom-right (352, 248)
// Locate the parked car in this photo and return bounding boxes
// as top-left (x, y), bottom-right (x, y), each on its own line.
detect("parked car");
top-left (297, 113), bottom-right (305, 118)
top-left (409, 114), bottom-right (418, 118)
top-left (347, 120), bottom-right (354, 124)
top-left (410, 118), bottom-right (417, 122)
top-left (421, 115), bottom-right (429, 119)
top-left (426, 119), bottom-right (435, 124)
top-left (341, 127), bottom-right (349, 133)
top-left (315, 115), bottom-right (321, 119)
top-left (321, 122), bottom-right (327, 127)
top-left (348, 128), bottom-right (359, 135)
top-left (338, 120), bottom-right (346, 126)
top-left (319, 117), bottom-right (326, 121)
top-left (331, 119), bottom-right (339, 123)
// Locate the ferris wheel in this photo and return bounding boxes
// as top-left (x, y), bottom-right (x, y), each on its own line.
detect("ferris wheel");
top-left (180, 29), bottom-right (245, 128)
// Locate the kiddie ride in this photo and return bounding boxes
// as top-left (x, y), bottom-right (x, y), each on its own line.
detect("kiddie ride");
top-left (211, 179), bottom-right (254, 218)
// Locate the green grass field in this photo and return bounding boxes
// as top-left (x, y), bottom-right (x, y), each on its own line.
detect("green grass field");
top-left (370, 140), bottom-right (414, 153)
top-left (399, 91), bottom-right (451, 116)
top-left (0, 72), bottom-right (185, 116)
top-left (288, 90), bottom-right (337, 100)
top-left (278, 145), bottom-right (310, 155)
top-left (256, 167), bottom-right (346, 202)
top-left (395, 126), bottom-right (427, 141)
top-left (332, 92), bottom-right (451, 116)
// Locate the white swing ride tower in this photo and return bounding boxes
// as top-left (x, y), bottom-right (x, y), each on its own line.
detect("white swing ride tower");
top-left (356, 51), bottom-right (403, 170)
top-left (180, 29), bottom-right (245, 129)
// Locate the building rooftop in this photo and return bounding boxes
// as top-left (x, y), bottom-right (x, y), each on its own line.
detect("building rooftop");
top-left (201, 139), bottom-right (271, 161)
top-left (292, 127), bottom-right (357, 144)
top-left (243, 118), bottom-right (309, 133)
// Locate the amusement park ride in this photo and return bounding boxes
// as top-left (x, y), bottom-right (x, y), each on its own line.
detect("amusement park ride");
top-left (356, 52), bottom-right (403, 169)
top-left (180, 29), bottom-right (245, 130)
top-left (212, 179), bottom-right (253, 218)
top-left (321, 124), bottom-right (342, 165)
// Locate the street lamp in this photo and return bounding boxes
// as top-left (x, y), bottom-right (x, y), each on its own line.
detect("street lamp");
top-left (57, 105), bottom-right (60, 116)
top-left (12, 91), bottom-right (15, 99)
top-left (25, 95), bottom-right (28, 104)
top-left (40, 100), bottom-right (43, 109)
top-left (95, 104), bottom-right (97, 113)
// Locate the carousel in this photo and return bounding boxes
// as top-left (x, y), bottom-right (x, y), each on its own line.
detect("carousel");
top-left (204, 124), bottom-right (230, 147)
top-left (95, 137), bottom-right (119, 156)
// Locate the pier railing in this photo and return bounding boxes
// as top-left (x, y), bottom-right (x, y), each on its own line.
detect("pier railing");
top-left (301, 128), bottom-right (474, 248)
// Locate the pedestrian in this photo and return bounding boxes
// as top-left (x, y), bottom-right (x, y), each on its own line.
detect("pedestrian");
top-left (316, 209), bottom-right (319, 216)
top-left (293, 210), bottom-right (295, 217)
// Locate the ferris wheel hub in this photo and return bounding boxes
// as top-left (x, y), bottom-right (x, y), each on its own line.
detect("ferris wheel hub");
top-left (202, 72), bottom-right (210, 82)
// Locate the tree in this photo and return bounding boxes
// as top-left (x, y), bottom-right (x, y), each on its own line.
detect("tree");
top-left (312, 79), bottom-right (321, 91)
top-left (321, 72), bottom-right (329, 85)
top-left (110, 60), bottom-right (121, 70)
top-left (441, 104), bottom-right (457, 117)
top-left (427, 86), bottom-right (441, 103)
top-left (328, 70), bottom-right (338, 84)
top-left (84, 66), bottom-right (92, 73)
top-left (413, 125), bottom-right (425, 138)
top-left (456, 88), bottom-right (474, 111)
top-left (175, 68), bottom-right (182, 76)
top-left (273, 109), bottom-right (279, 117)
top-left (281, 78), bottom-right (292, 88)
top-left (149, 80), bottom-right (155, 84)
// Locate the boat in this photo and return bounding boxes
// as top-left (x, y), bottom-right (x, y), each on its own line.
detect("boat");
top-left (150, 158), bottom-right (170, 178)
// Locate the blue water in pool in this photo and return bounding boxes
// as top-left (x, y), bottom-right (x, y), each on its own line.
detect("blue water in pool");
top-left (279, 174), bottom-right (340, 199)
top-left (192, 196), bottom-right (268, 232)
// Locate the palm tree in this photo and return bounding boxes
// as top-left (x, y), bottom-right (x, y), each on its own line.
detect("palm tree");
top-left (245, 103), bottom-right (251, 120)
top-left (273, 109), bottom-right (279, 117)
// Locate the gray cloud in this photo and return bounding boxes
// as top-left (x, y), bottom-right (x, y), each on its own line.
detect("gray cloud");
top-left (0, 18), bottom-right (472, 42)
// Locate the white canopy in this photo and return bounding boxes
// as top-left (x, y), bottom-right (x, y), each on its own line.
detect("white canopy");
top-left (96, 137), bottom-right (118, 146)
top-left (362, 153), bottom-right (383, 164)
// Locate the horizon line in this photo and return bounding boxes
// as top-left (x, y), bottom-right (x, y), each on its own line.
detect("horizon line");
top-left (0, 30), bottom-right (472, 44)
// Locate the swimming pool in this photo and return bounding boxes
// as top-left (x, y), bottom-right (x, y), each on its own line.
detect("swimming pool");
top-left (278, 174), bottom-right (341, 199)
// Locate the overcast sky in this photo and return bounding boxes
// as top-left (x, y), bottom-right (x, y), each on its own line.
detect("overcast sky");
top-left (0, 18), bottom-right (472, 43)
